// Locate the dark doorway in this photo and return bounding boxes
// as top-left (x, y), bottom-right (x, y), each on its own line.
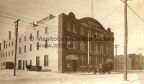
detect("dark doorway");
top-left (72, 60), bottom-right (76, 72)
top-left (23, 61), bottom-right (25, 70)
top-left (18, 60), bottom-right (22, 69)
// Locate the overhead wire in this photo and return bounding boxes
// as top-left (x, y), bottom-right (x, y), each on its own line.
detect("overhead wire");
top-left (100, 3), bottom-right (123, 22)
top-left (0, 5), bottom-right (41, 19)
top-left (127, 4), bottom-right (144, 22)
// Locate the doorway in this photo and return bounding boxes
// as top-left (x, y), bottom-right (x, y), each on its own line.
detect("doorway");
top-left (72, 60), bottom-right (76, 72)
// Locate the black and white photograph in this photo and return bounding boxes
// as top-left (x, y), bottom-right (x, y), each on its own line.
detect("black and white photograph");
top-left (0, 0), bottom-right (144, 84)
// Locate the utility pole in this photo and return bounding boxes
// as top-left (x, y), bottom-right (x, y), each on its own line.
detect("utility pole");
top-left (14, 19), bottom-right (20, 76)
top-left (138, 48), bottom-right (144, 70)
top-left (124, 0), bottom-right (128, 81)
top-left (88, 33), bottom-right (90, 73)
top-left (114, 45), bottom-right (119, 71)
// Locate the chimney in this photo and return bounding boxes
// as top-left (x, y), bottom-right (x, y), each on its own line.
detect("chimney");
top-left (0, 43), bottom-right (1, 50)
top-left (3, 40), bottom-right (5, 49)
top-left (9, 31), bottom-right (11, 40)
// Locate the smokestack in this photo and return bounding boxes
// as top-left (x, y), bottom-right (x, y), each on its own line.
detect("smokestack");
top-left (9, 31), bottom-right (11, 40)
top-left (0, 43), bottom-right (1, 50)
top-left (3, 40), bottom-right (5, 49)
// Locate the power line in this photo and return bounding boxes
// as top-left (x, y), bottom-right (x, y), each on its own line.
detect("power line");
top-left (127, 4), bottom-right (144, 22)
top-left (0, 14), bottom-right (17, 20)
top-left (0, 5), bottom-right (41, 19)
top-left (100, 3), bottom-right (123, 22)
top-left (0, 11), bottom-right (34, 22)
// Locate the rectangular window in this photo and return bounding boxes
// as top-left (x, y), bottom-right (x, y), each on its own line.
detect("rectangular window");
top-left (30, 34), bottom-right (33, 40)
top-left (66, 37), bottom-right (72, 49)
top-left (80, 41), bottom-right (86, 51)
top-left (24, 36), bottom-right (26, 41)
top-left (44, 55), bottom-right (48, 66)
top-left (19, 38), bottom-right (21, 43)
top-left (37, 42), bottom-right (39, 50)
top-left (80, 56), bottom-right (86, 66)
top-left (90, 42), bottom-right (93, 52)
top-left (12, 50), bottom-right (13, 56)
top-left (67, 23), bottom-right (71, 31)
top-left (95, 57), bottom-right (98, 66)
top-left (66, 59), bottom-right (71, 67)
top-left (36, 56), bottom-right (40, 66)
top-left (8, 51), bottom-right (10, 56)
top-left (89, 56), bottom-right (93, 66)
top-left (6, 52), bottom-right (7, 57)
top-left (19, 47), bottom-right (21, 54)
top-left (37, 30), bottom-right (39, 37)
top-left (80, 27), bottom-right (84, 35)
top-left (12, 41), bottom-right (13, 46)
top-left (24, 46), bottom-right (26, 53)
top-left (1, 53), bottom-right (2, 58)
top-left (30, 44), bottom-right (32, 51)
top-left (45, 27), bottom-right (48, 34)
top-left (73, 24), bottom-right (76, 33)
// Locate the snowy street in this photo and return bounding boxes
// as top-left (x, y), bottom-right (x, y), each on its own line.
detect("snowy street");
top-left (0, 70), bottom-right (143, 84)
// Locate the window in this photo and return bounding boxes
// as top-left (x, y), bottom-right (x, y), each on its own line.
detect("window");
top-left (1, 53), bottom-right (2, 58)
top-left (12, 41), bottom-right (13, 46)
top-left (89, 56), bottom-right (93, 66)
top-left (94, 32), bottom-right (98, 39)
top-left (30, 44), bottom-right (32, 51)
top-left (45, 27), bottom-right (48, 34)
top-left (37, 42), bottom-right (39, 50)
top-left (100, 45), bottom-right (103, 53)
top-left (73, 24), bottom-right (76, 33)
top-left (80, 41), bottom-right (86, 51)
top-left (80, 56), bottom-right (86, 66)
top-left (36, 56), bottom-right (40, 66)
top-left (66, 59), bottom-right (71, 67)
top-left (19, 47), bottom-right (21, 54)
top-left (37, 30), bottom-right (39, 37)
top-left (66, 37), bottom-right (72, 49)
top-left (72, 41), bottom-right (77, 50)
top-left (100, 33), bottom-right (103, 39)
top-left (12, 50), bottom-right (13, 56)
top-left (67, 23), bottom-right (71, 31)
top-left (80, 27), bottom-right (84, 35)
top-left (94, 43), bottom-right (97, 54)
top-left (24, 46), bottom-right (26, 53)
top-left (24, 36), bottom-right (26, 41)
top-left (29, 34), bottom-right (33, 40)
top-left (19, 38), bottom-right (21, 43)
top-left (44, 55), bottom-right (48, 66)
top-left (89, 42), bottom-right (93, 52)
top-left (95, 57), bottom-right (98, 66)
top-left (8, 51), bottom-right (10, 56)
top-left (3, 53), bottom-right (4, 57)
top-left (6, 52), bottom-right (7, 57)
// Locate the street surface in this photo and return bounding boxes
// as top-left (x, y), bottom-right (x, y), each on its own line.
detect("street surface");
top-left (0, 70), bottom-right (143, 84)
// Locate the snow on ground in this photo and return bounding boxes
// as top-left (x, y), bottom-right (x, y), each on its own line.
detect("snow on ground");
top-left (0, 70), bottom-right (144, 84)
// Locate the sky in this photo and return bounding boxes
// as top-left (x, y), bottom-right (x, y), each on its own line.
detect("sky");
top-left (0, 0), bottom-right (144, 55)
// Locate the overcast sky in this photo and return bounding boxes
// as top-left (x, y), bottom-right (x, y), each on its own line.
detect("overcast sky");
top-left (0, 0), bottom-right (143, 55)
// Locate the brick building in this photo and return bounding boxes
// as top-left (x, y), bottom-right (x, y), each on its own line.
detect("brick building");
top-left (0, 12), bottom-right (114, 72)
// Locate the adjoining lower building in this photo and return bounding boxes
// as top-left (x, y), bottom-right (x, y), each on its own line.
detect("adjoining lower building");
top-left (114, 54), bottom-right (144, 70)
top-left (0, 12), bottom-right (114, 72)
